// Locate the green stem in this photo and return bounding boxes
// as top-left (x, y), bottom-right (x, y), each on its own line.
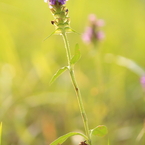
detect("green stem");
top-left (62, 32), bottom-right (91, 145)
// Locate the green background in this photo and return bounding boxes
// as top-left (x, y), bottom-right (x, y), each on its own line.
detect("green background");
top-left (0, 0), bottom-right (145, 144)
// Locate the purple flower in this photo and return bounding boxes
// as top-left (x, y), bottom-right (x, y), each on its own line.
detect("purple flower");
top-left (82, 14), bottom-right (105, 45)
top-left (140, 76), bottom-right (145, 88)
top-left (44, 0), bottom-right (68, 5)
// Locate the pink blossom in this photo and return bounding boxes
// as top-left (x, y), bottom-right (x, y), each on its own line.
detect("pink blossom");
top-left (82, 14), bottom-right (105, 45)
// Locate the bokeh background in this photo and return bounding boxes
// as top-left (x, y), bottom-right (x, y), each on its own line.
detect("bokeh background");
top-left (0, 0), bottom-right (145, 145)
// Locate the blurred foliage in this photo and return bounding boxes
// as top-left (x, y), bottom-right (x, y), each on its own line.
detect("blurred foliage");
top-left (0, 0), bottom-right (145, 145)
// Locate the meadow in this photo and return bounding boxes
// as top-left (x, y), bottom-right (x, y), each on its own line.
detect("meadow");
top-left (0, 0), bottom-right (145, 145)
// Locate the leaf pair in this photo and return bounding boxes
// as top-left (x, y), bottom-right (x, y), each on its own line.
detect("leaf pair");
top-left (44, 29), bottom-right (80, 41)
top-left (49, 125), bottom-right (108, 145)
top-left (50, 132), bottom-right (88, 145)
top-left (49, 44), bottom-right (81, 85)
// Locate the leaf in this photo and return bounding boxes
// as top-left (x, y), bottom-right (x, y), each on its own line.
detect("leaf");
top-left (68, 28), bottom-right (81, 35)
top-left (49, 66), bottom-right (68, 85)
top-left (43, 30), bottom-right (57, 41)
top-left (70, 44), bottom-right (81, 65)
top-left (91, 125), bottom-right (108, 137)
top-left (50, 132), bottom-right (88, 145)
top-left (0, 122), bottom-right (2, 145)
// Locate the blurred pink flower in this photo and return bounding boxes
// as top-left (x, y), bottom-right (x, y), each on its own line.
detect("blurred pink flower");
top-left (82, 14), bottom-right (105, 46)
top-left (82, 27), bottom-right (93, 44)
top-left (96, 31), bottom-right (105, 40)
top-left (140, 76), bottom-right (145, 88)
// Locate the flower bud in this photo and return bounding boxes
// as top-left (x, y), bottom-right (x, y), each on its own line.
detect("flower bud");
top-left (44, 0), bottom-right (70, 34)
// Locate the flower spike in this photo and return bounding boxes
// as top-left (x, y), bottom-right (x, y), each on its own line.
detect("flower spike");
top-left (44, 0), bottom-right (70, 35)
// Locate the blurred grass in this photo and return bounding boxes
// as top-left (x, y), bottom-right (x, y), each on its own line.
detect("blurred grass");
top-left (0, 0), bottom-right (145, 145)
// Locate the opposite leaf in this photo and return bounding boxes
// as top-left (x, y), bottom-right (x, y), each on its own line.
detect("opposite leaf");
top-left (91, 125), bottom-right (108, 137)
top-left (70, 28), bottom-right (81, 35)
top-left (50, 132), bottom-right (88, 145)
top-left (49, 66), bottom-right (68, 85)
top-left (44, 30), bottom-right (56, 41)
top-left (0, 122), bottom-right (2, 145)
top-left (70, 44), bottom-right (81, 65)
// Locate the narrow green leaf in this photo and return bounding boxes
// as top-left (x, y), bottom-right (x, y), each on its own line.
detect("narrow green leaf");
top-left (49, 66), bottom-right (68, 85)
top-left (70, 28), bottom-right (81, 35)
top-left (50, 132), bottom-right (88, 145)
top-left (70, 44), bottom-right (81, 65)
top-left (91, 125), bottom-right (108, 137)
top-left (0, 122), bottom-right (2, 145)
top-left (43, 30), bottom-right (56, 41)
top-left (108, 138), bottom-right (110, 145)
